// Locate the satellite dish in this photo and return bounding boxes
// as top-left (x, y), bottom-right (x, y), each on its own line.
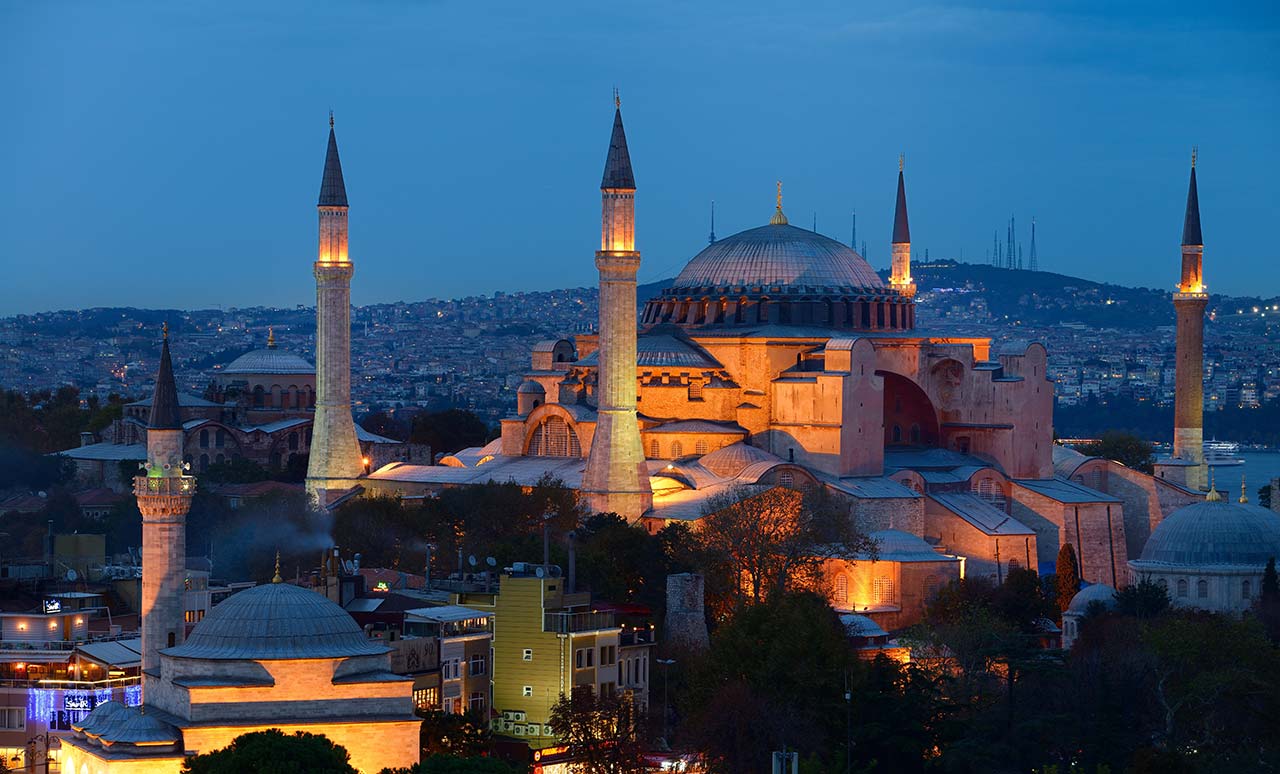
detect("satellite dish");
top-left (468, 555), bottom-right (477, 567)
top-left (486, 557), bottom-right (497, 567)
top-left (66, 569), bottom-right (78, 582)
top-left (535, 566), bottom-right (545, 578)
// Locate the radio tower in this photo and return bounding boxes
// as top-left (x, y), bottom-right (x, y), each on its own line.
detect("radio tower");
top-left (1029, 217), bottom-right (1039, 271)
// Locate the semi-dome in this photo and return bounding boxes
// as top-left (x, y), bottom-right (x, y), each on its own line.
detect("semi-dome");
top-left (1066, 583), bottom-right (1117, 615)
top-left (671, 224), bottom-right (884, 292)
top-left (163, 581), bottom-right (388, 660)
top-left (517, 380), bottom-right (546, 394)
top-left (1136, 500), bottom-right (1280, 568)
top-left (223, 348), bottom-right (315, 375)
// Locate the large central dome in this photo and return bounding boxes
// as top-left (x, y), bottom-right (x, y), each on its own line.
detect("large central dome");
top-left (672, 223), bottom-right (883, 291)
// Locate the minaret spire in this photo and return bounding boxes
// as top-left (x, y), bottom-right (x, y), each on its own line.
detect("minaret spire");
top-left (136, 329), bottom-right (194, 697)
top-left (889, 156), bottom-right (916, 298)
top-left (307, 115), bottom-right (365, 503)
top-left (582, 99), bottom-right (651, 520)
top-left (770, 181), bottom-right (788, 225)
top-left (1158, 150), bottom-right (1208, 492)
top-left (708, 200), bottom-right (716, 244)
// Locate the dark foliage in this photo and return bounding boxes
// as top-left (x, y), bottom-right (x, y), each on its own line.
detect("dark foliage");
top-left (410, 409), bottom-right (490, 457)
top-left (1075, 431), bottom-right (1156, 474)
top-left (180, 729), bottom-right (357, 774)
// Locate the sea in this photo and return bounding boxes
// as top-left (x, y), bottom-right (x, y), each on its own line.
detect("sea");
top-left (1212, 451), bottom-right (1280, 496)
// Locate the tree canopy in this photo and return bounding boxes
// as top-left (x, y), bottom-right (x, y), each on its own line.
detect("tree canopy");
top-left (180, 729), bottom-right (357, 774)
top-left (1075, 431), bottom-right (1156, 473)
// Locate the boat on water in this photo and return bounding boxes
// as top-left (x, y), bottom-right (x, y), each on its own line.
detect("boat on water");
top-left (1204, 440), bottom-right (1245, 467)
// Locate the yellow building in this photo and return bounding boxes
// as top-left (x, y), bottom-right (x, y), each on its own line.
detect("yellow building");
top-left (457, 564), bottom-right (646, 748)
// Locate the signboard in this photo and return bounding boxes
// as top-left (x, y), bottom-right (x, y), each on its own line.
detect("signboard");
top-left (42, 599), bottom-right (62, 614)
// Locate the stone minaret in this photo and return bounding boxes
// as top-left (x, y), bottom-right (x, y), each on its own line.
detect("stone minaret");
top-left (889, 155), bottom-right (916, 298)
top-left (1172, 150), bottom-right (1207, 491)
top-left (582, 97), bottom-right (651, 520)
top-left (306, 114), bottom-right (365, 503)
top-left (135, 326), bottom-right (194, 690)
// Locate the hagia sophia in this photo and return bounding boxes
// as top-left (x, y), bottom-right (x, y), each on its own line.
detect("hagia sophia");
top-left (54, 101), bottom-right (1280, 772)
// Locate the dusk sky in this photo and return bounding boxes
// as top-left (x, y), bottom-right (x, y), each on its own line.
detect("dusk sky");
top-left (3, 0), bottom-right (1277, 315)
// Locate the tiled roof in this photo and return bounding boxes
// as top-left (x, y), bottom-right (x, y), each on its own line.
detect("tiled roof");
top-left (929, 492), bottom-right (1036, 536)
top-left (1013, 477), bottom-right (1121, 504)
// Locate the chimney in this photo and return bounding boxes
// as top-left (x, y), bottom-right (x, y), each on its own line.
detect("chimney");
top-left (79, 431), bottom-right (95, 448)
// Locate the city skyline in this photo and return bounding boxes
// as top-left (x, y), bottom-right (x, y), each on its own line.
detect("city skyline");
top-left (3, 1), bottom-right (1278, 316)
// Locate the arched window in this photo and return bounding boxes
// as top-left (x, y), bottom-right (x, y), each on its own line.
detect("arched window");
top-left (253, 385), bottom-right (265, 408)
top-left (1243, 580), bottom-right (1252, 599)
top-left (834, 574), bottom-right (848, 604)
top-left (689, 382), bottom-right (703, 400)
top-left (199, 429), bottom-right (209, 448)
top-left (779, 472), bottom-right (795, 488)
top-left (649, 439), bottom-right (660, 459)
top-left (199, 453), bottom-right (209, 471)
top-left (215, 454), bottom-right (225, 466)
top-left (527, 416), bottom-right (581, 457)
top-left (891, 425), bottom-right (902, 443)
top-left (215, 429), bottom-right (225, 448)
top-left (1008, 558), bottom-right (1021, 573)
top-left (1157, 578), bottom-right (1168, 592)
top-left (671, 441), bottom-right (683, 458)
top-left (288, 432), bottom-right (298, 451)
top-left (1196, 579), bottom-right (1208, 599)
top-left (695, 440), bottom-right (708, 456)
top-left (1090, 469), bottom-right (1102, 489)
top-left (909, 424), bottom-right (921, 444)
top-left (1177, 579), bottom-right (1188, 598)
top-left (873, 577), bottom-right (895, 605)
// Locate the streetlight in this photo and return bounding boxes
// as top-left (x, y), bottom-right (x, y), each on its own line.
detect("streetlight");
top-left (656, 657), bottom-right (676, 748)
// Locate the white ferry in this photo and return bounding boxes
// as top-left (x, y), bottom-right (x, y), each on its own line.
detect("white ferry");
top-left (1204, 440), bottom-right (1245, 467)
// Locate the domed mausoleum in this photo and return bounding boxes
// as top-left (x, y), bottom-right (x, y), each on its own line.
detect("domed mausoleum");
top-left (1062, 584), bottom-right (1118, 648)
top-left (62, 580), bottom-right (420, 774)
top-left (1128, 491), bottom-right (1280, 615)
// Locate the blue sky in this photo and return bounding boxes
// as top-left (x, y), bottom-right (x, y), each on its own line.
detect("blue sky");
top-left (2, 0), bottom-right (1277, 314)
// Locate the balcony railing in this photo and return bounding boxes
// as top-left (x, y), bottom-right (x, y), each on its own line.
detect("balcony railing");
top-left (543, 611), bottom-right (618, 634)
top-left (0, 632), bottom-right (142, 654)
top-left (134, 475), bottom-right (197, 497)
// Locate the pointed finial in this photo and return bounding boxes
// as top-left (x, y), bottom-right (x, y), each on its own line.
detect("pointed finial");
top-left (709, 200), bottom-right (716, 244)
top-left (770, 181), bottom-right (788, 225)
top-left (1191, 146), bottom-right (1197, 169)
top-left (267, 326), bottom-right (276, 349)
top-left (899, 153), bottom-right (904, 173)
top-left (162, 321), bottom-right (169, 340)
top-left (1205, 468), bottom-right (1221, 501)
top-left (614, 88), bottom-right (620, 110)
top-left (1240, 474), bottom-right (1249, 503)
top-left (329, 110), bottom-right (334, 130)
top-left (272, 551), bottom-right (283, 583)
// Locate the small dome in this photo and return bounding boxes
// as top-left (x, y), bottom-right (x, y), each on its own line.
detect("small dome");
top-left (164, 582), bottom-right (388, 660)
top-left (699, 442), bottom-right (780, 478)
top-left (73, 700), bottom-right (127, 735)
top-left (1138, 500), bottom-right (1280, 568)
top-left (1066, 583), bottom-right (1117, 615)
top-left (671, 223), bottom-right (884, 291)
top-left (223, 348), bottom-right (315, 375)
top-left (517, 380), bottom-right (546, 394)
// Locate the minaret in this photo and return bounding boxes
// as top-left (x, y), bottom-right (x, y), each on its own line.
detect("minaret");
top-left (306, 114), bottom-right (365, 503)
top-left (582, 94), bottom-right (651, 520)
top-left (135, 325), bottom-right (194, 690)
top-left (1172, 149), bottom-right (1208, 491)
top-left (889, 155), bottom-right (916, 297)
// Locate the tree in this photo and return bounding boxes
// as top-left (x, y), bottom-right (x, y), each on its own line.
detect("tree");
top-left (202, 456), bottom-right (271, 484)
top-left (1076, 431), bottom-right (1155, 474)
top-left (549, 686), bottom-right (647, 774)
top-left (1055, 543), bottom-right (1080, 616)
top-left (684, 592), bottom-right (855, 773)
top-left (410, 409), bottom-right (489, 457)
top-left (417, 709), bottom-right (493, 757)
top-left (1256, 557), bottom-right (1280, 644)
top-left (1114, 580), bottom-right (1170, 620)
top-left (180, 729), bottom-right (357, 774)
top-left (693, 485), bottom-right (875, 614)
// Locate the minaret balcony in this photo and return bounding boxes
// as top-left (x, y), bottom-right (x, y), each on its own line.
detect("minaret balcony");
top-left (133, 475), bottom-right (197, 498)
